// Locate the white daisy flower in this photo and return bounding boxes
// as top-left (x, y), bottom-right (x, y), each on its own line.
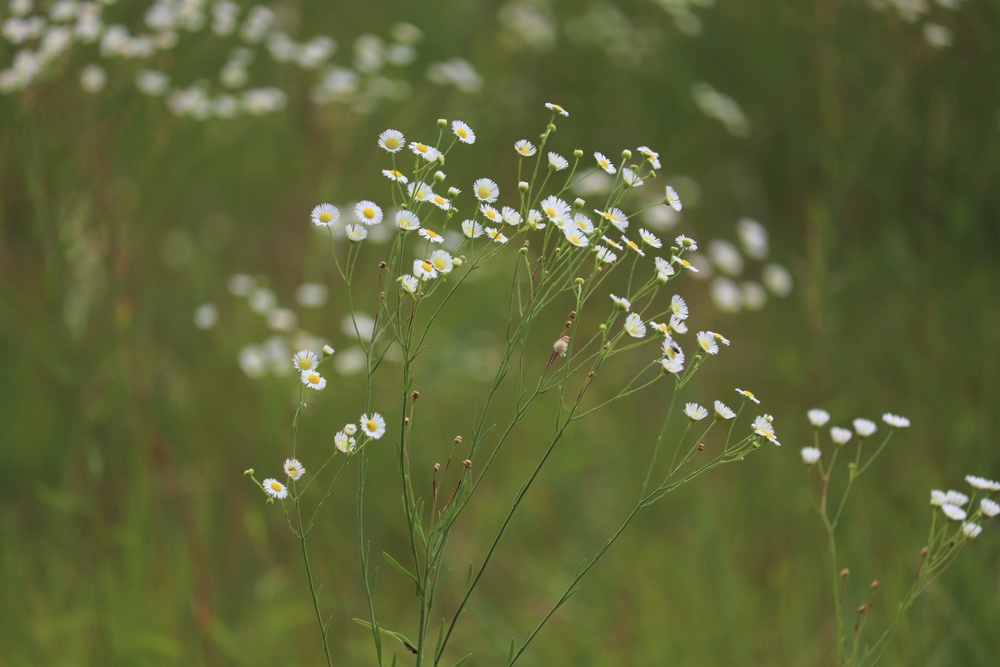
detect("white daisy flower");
top-left (413, 259), bottom-right (438, 281)
top-left (966, 475), bottom-right (1000, 491)
top-left (736, 388), bottom-right (761, 404)
top-left (343, 423), bottom-right (358, 436)
top-left (262, 478), bottom-right (288, 499)
top-left (284, 458), bottom-right (306, 481)
top-left (378, 129), bottom-right (405, 153)
top-left (752, 415), bottom-right (781, 446)
top-left (419, 228), bottom-right (445, 244)
top-left (830, 427), bottom-right (852, 445)
top-left (355, 200), bottom-right (383, 225)
top-left (696, 331), bottom-right (719, 355)
top-left (502, 206), bottom-right (522, 226)
top-left (944, 489), bottom-right (970, 506)
top-left (596, 247), bottom-right (617, 264)
top-left (429, 249), bottom-right (454, 274)
top-left (480, 204), bottom-right (502, 224)
top-left (930, 490), bottom-right (947, 506)
top-left (301, 370), bottom-right (327, 390)
top-left (962, 522), bottom-right (982, 539)
top-left (649, 321), bottom-right (671, 337)
top-left (622, 167), bottom-right (643, 188)
top-left (639, 228), bottom-right (662, 248)
top-left (673, 255), bottom-right (699, 272)
top-left (664, 185), bottom-right (682, 211)
top-left (882, 413), bottom-right (910, 428)
top-left (801, 447), bottom-right (822, 465)
top-left (655, 256), bottom-right (675, 276)
top-left (714, 400), bottom-right (736, 420)
top-left (485, 227), bottom-right (508, 244)
top-left (345, 224), bottom-right (368, 242)
top-left (565, 230), bottom-right (589, 248)
top-left (669, 314), bottom-right (688, 335)
top-left (334, 431), bottom-right (357, 453)
top-left (514, 139), bottom-right (536, 156)
top-left (409, 141), bottom-right (441, 161)
top-left (853, 418), bottom-right (877, 437)
top-left (941, 503), bottom-right (967, 521)
top-left (684, 403), bottom-right (708, 421)
top-left (545, 102), bottom-right (569, 117)
top-left (603, 236), bottom-right (624, 250)
top-left (360, 412), bottom-right (386, 439)
top-left (553, 335), bottom-right (570, 357)
top-left (395, 210), bottom-right (421, 231)
top-left (637, 145), bottom-right (661, 170)
top-left (622, 236), bottom-right (645, 256)
top-left (311, 203), bottom-right (339, 227)
top-left (573, 213), bottom-right (595, 235)
top-left (675, 235), bottom-right (698, 251)
top-left (408, 181), bottom-right (434, 203)
top-left (624, 313), bottom-right (646, 338)
top-left (712, 332), bottom-right (731, 346)
top-left (473, 178), bottom-right (499, 202)
top-left (462, 219), bottom-right (484, 239)
top-left (293, 350), bottom-right (319, 372)
top-left (597, 208), bottom-right (629, 232)
top-left (452, 120), bottom-right (475, 144)
top-left (980, 498), bottom-right (1000, 517)
top-left (662, 339), bottom-right (685, 366)
top-left (594, 152), bottom-right (616, 174)
top-left (808, 409), bottom-right (831, 427)
top-left (661, 357), bottom-right (684, 374)
top-left (430, 194), bottom-right (451, 210)
top-left (610, 294), bottom-right (631, 311)
top-left (400, 274), bottom-right (419, 295)
top-left (548, 152), bottom-right (569, 171)
top-left (669, 295), bottom-right (689, 319)
top-left (382, 169), bottom-right (408, 184)
top-left (542, 196), bottom-right (571, 222)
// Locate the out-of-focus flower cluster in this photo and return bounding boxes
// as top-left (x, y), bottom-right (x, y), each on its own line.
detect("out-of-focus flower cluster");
top-left (1, 0), bottom-right (480, 117)
top-left (866, 0), bottom-right (965, 50)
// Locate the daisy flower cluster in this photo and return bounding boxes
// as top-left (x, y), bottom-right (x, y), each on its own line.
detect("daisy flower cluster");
top-left (800, 408), bottom-right (910, 467)
top-left (929, 475), bottom-right (1000, 541)
top-left (1, 1), bottom-right (478, 118)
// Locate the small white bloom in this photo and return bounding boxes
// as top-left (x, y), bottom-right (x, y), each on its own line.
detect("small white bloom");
top-left (962, 522), bottom-right (982, 539)
top-left (735, 388), bottom-right (761, 404)
top-left (673, 255), bottom-right (699, 273)
top-left (345, 224), bottom-right (368, 242)
top-left (639, 228), bottom-right (662, 248)
top-left (944, 490), bottom-right (970, 506)
top-left (408, 181), bottom-right (434, 203)
top-left (980, 498), bottom-right (1000, 518)
top-left (480, 204), bottom-right (502, 224)
top-left (452, 120), bottom-right (475, 144)
top-left (622, 167), bottom-right (643, 188)
top-left (664, 185), bottom-right (682, 211)
top-left (941, 503), bottom-right (967, 521)
top-left (662, 339), bottom-right (685, 368)
top-left (604, 236), bottom-right (624, 251)
top-left (343, 423), bottom-right (358, 436)
top-left (293, 350), bottom-right (319, 372)
top-left (573, 213), bottom-right (594, 235)
top-left (808, 409), bottom-right (831, 427)
top-left (597, 208), bottom-right (629, 232)
top-left (801, 447), bottom-right (822, 465)
top-left (360, 412), bottom-right (386, 439)
top-left (514, 139), bottom-right (536, 156)
top-left (311, 203), bottom-right (339, 227)
top-left (378, 129), bottom-right (405, 153)
top-left (965, 475), bottom-right (1000, 491)
top-left (262, 478), bottom-right (288, 499)
top-left (355, 200), bottom-right (383, 225)
top-left (419, 228), bottom-right (445, 244)
top-left (752, 415), bottom-right (781, 446)
top-left (830, 427), bottom-right (852, 445)
top-left (429, 249), bottom-right (454, 274)
top-left (622, 235), bottom-right (645, 256)
top-left (502, 206), bottom-right (522, 226)
top-left (284, 458), bottom-right (306, 481)
top-left (610, 294), bottom-right (631, 311)
top-left (853, 418), bottom-right (877, 437)
top-left (714, 400), bottom-right (736, 420)
top-left (545, 102), bottom-right (569, 117)
top-left (669, 295), bottom-right (689, 320)
top-left (413, 259), bottom-right (438, 281)
top-left (660, 357), bottom-right (684, 374)
top-left (594, 152), bottom-right (616, 174)
top-left (541, 196), bottom-right (571, 222)
top-left (334, 431), bottom-right (357, 454)
top-left (400, 274), bottom-right (419, 295)
top-left (624, 313), bottom-right (646, 338)
top-left (596, 247), bottom-right (617, 264)
top-left (553, 335), bottom-right (569, 357)
top-left (675, 235), bottom-right (698, 251)
top-left (409, 141), bottom-right (441, 161)
top-left (462, 219), bottom-right (484, 238)
top-left (883, 413), bottom-right (912, 429)
top-left (696, 331), bottom-right (719, 355)
top-left (637, 146), bottom-right (661, 169)
top-left (301, 370), bottom-right (327, 390)
top-left (669, 315), bottom-right (688, 335)
top-left (383, 169), bottom-right (408, 184)
top-left (564, 230), bottom-right (589, 248)
top-left (485, 227), bottom-right (508, 244)
top-left (548, 152), bottom-right (569, 171)
top-left (684, 403), bottom-right (708, 421)
top-left (930, 489), bottom-right (947, 506)
top-left (430, 193), bottom-right (451, 210)
top-left (473, 178), bottom-right (499, 202)
top-left (395, 210), bottom-right (421, 231)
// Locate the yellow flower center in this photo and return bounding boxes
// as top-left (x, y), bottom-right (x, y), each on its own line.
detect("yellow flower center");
top-left (570, 235), bottom-right (581, 245)
top-left (477, 187), bottom-right (490, 198)
top-left (433, 258), bottom-right (447, 270)
top-left (319, 212), bottom-right (332, 223)
top-left (422, 261), bottom-right (433, 272)
top-left (416, 143), bottom-right (429, 153)
top-left (385, 138), bottom-right (400, 149)
top-left (627, 240), bottom-right (638, 250)
top-left (270, 481), bottom-right (283, 491)
top-left (300, 358), bottom-right (314, 369)
top-left (363, 207), bottom-right (375, 219)
top-left (490, 230), bottom-right (501, 239)
top-left (435, 196), bottom-right (446, 206)
top-left (458, 128), bottom-right (468, 138)
top-left (307, 373), bottom-right (320, 383)
top-left (390, 170), bottom-right (403, 179)
top-left (366, 420), bottom-right (378, 432)
top-left (427, 230), bottom-right (439, 239)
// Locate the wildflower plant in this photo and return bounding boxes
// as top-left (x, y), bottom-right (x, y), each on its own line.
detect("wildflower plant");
top-left (799, 409), bottom-right (998, 665)
top-left (245, 104), bottom-right (781, 665)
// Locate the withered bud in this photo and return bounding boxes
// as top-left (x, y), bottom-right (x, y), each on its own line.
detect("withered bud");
top-left (411, 390), bottom-right (420, 399)
top-left (404, 417), bottom-right (411, 425)
top-left (564, 320), bottom-right (573, 329)
top-left (870, 580), bottom-right (879, 590)
top-left (379, 261), bottom-right (387, 269)
top-left (454, 435), bottom-right (462, 444)
top-left (569, 310), bottom-right (577, 319)
top-left (587, 371), bottom-right (595, 378)
top-left (462, 459), bottom-right (472, 468)
top-left (523, 240), bottom-right (530, 248)
top-left (434, 463), bottom-right (441, 471)
top-left (380, 290), bottom-right (386, 299)
top-left (858, 604), bottom-right (867, 614)
top-left (920, 546), bottom-right (929, 556)
top-left (840, 568), bottom-right (850, 579)
top-left (697, 443), bottom-right (705, 451)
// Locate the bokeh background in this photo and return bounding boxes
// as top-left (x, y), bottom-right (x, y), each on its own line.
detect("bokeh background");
top-left (1, 0), bottom-right (998, 665)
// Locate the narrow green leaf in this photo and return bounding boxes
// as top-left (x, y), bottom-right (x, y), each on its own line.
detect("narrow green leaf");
top-left (382, 550), bottom-right (422, 592)
top-left (451, 653), bottom-right (474, 667)
top-left (353, 619), bottom-right (418, 654)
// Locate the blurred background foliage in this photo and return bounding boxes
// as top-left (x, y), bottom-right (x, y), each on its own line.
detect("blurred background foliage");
top-left (1, 0), bottom-right (998, 665)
